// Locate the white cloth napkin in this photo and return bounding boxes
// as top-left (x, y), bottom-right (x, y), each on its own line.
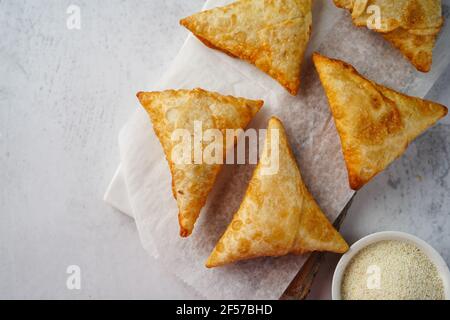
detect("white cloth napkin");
top-left (104, 0), bottom-right (450, 299)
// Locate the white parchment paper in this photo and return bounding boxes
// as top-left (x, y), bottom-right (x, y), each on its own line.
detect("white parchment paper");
top-left (107, 0), bottom-right (450, 299)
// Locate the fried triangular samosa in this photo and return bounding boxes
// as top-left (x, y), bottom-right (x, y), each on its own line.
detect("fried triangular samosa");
top-left (180, 0), bottom-right (313, 95)
top-left (333, 0), bottom-right (443, 72)
top-left (137, 88), bottom-right (263, 237)
top-left (381, 28), bottom-right (439, 72)
top-left (206, 117), bottom-right (348, 268)
top-left (313, 53), bottom-right (447, 190)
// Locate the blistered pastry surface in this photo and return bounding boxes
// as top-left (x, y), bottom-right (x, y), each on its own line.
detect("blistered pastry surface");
top-left (314, 53), bottom-right (447, 189)
top-left (138, 88), bottom-right (263, 236)
top-left (333, 0), bottom-right (443, 71)
top-left (181, 0), bottom-right (312, 94)
top-left (207, 118), bottom-right (348, 268)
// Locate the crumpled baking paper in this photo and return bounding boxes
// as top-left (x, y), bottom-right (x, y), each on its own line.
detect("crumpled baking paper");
top-left (104, 0), bottom-right (450, 299)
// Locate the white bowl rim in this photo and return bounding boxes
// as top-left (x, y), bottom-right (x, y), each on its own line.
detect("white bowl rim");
top-left (332, 231), bottom-right (450, 300)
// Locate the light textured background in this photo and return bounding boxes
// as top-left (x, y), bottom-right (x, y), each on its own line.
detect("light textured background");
top-left (1, 0), bottom-right (449, 299)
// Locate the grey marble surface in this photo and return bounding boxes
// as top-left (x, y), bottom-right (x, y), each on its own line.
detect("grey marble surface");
top-left (1, 0), bottom-right (449, 299)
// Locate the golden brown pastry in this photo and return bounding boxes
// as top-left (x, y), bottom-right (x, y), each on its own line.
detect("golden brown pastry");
top-left (180, 0), bottom-right (313, 95)
top-left (313, 53), bottom-right (448, 190)
top-left (206, 117), bottom-right (348, 268)
top-left (333, 0), bottom-right (443, 72)
top-left (137, 88), bottom-right (263, 237)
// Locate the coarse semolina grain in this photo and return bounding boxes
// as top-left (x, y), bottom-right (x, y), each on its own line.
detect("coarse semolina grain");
top-left (341, 240), bottom-right (445, 300)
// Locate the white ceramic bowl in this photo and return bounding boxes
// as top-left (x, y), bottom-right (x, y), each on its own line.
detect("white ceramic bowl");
top-left (332, 231), bottom-right (450, 300)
